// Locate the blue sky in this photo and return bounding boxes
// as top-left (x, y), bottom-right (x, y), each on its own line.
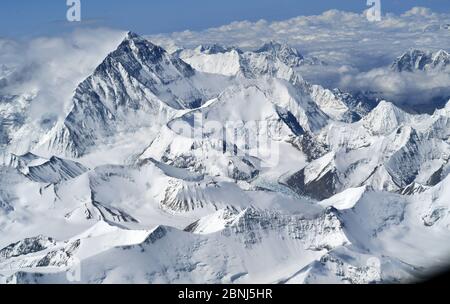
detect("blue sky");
top-left (1, 0), bottom-right (450, 38)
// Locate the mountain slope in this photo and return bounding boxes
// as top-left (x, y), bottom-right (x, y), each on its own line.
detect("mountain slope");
top-left (178, 41), bottom-right (321, 83)
top-left (1, 34), bottom-right (450, 284)
top-left (285, 100), bottom-right (450, 199)
top-left (42, 32), bottom-right (213, 157)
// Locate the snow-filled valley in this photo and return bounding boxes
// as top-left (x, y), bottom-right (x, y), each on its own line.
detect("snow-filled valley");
top-left (1, 31), bottom-right (450, 284)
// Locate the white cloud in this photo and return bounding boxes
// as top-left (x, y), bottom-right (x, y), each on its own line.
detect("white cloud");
top-left (149, 7), bottom-right (450, 67)
top-left (339, 68), bottom-right (450, 107)
top-left (0, 28), bottom-right (125, 121)
top-left (148, 7), bottom-right (450, 109)
top-left (402, 7), bottom-right (434, 17)
top-left (2, 7), bottom-right (450, 117)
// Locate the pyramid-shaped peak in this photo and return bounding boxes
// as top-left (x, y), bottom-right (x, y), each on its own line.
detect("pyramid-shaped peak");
top-left (123, 31), bottom-right (150, 43)
top-left (431, 49), bottom-right (450, 67)
top-left (374, 100), bottom-right (401, 111)
top-left (108, 31), bottom-right (169, 64)
top-left (120, 31), bottom-right (155, 47)
top-left (369, 100), bottom-right (408, 120)
top-left (126, 31), bottom-right (139, 39)
top-left (443, 99), bottom-right (450, 111)
top-left (362, 101), bottom-right (409, 135)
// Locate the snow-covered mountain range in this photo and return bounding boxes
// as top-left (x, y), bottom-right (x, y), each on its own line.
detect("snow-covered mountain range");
top-left (1, 32), bottom-right (450, 284)
top-left (391, 49), bottom-right (450, 72)
top-left (177, 41), bottom-right (324, 79)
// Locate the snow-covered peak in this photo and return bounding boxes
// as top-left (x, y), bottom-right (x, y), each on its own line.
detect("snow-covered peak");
top-left (101, 31), bottom-right (196, 83)
top-left (179, 41), bottom-right (307, 82)
top-left (391, 49), bottom-right (450, 72)
top-left (42, 32), bottom-right (211, 157)
top-left (391, 49), bottom-right (431, 72)
top-left (431, 99), bottom-right (450, 119)
top-left (255, 41), bottom-right (304, 68)
top-left (178, 46), bottom-right (242, 76)
top-left (8, 152), bottom-right (47, 168)
top-left (431, 49), bottom-right (450, 70)
top-left (124, 31), bottom-right (141, 41)
top-left (445, 99), bottom-right (450, 111)
top-left (0, 235), bottom-right (56, 261)
top-left (8, 153), bottom-right (88, 184)
top-left (370, 100), bottom-right (405, 115)
top-left (309, 85), bottom-right (369, 122)
top-left (362, 100), bottom-right (410, 135)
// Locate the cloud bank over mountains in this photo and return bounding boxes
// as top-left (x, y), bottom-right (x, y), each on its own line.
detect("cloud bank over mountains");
top-left (149, 7), bottom-right (450, 110)
top-left (151, 7), bottom-right (450, 64)
top-left (1, 7), bottom-right (449, 119)
top-left (0, 28), bottom-right (125, 121)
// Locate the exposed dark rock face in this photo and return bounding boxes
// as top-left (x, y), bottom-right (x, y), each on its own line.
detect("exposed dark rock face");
top-left (50, 32), bottom-right (206, 157)
top-left (25, 156), bottom-right (88, 184)
top-left (0, 236), bottom-right (56, 261)
top-left (285, 167), bottom-right (340, 201)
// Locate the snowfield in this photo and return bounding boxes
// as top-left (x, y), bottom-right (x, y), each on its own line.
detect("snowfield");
top-left (0, 31), bottom-right (450, 284)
